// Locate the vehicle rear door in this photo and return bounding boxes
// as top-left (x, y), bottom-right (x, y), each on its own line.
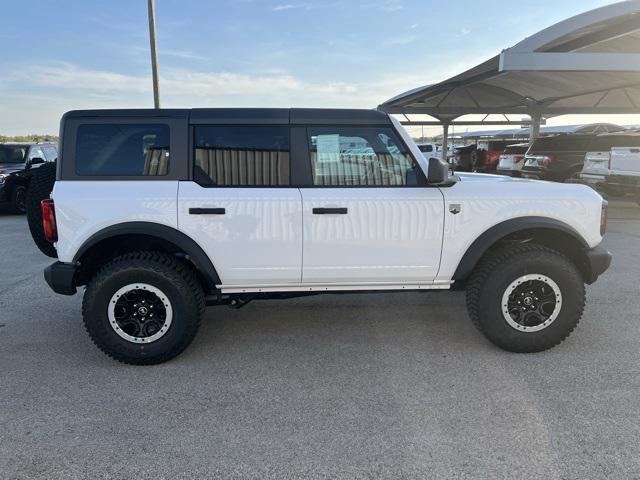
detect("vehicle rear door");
top-left (297, 125), bottom-right (444, 285)
top-left (177, 122), bottom-right (303, 288)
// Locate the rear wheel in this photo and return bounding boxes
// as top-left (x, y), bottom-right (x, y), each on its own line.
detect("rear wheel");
top-left (466, 244), bottom-right (585, 352)
top-left (82, 251), bottom-right (205, 365)
top-left (9, 185), bottom-right (27, 214)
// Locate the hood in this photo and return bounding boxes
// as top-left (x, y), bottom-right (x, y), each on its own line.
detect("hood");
top-left (456, 172), bottom-right (539, 184)
top-left (0, 163), bottom-right (25, 175)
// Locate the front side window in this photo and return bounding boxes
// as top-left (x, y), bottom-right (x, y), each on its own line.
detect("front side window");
top-left (75, 124), bottom-right (170, 176)
top-left (308, 127), bottom-right (417, 186)
top-left (194, 125), bottom-right (290, 186)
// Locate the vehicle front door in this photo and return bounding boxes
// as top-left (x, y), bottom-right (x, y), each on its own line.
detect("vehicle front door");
top-left (299, 126), bottom-right (445, 285)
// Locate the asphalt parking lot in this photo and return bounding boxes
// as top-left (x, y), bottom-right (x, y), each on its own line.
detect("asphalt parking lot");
top-left (1, 205), bottom-right (639, 480)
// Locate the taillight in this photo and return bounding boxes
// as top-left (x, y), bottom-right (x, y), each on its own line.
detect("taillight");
top-left (600, 200), bottom-right (608, 236)
top-left (542, 155), bottom-right (555, 167)
top-left (41, 199), bottom-right (58, 243)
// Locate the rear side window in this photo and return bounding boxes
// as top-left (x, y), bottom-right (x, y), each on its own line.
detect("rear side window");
top-left (194, 125), bottom-right (290, 186)
top-left (75, 124), bottom-right (170, 176)
top-left (307, 126), bottom-right (417, 186)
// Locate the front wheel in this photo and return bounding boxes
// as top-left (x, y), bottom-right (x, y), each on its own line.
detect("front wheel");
top-left (82, 251), bottom-right (205, 365)
top-left (9, 185), bottom-right (27, 214)
top-left (466, 244), bottom-right (585, 353)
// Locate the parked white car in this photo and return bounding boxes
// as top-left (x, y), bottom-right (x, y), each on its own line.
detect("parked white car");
top-left (30, 108), bottom-right (611, 364)
top-left (416, 142), bottom-right (442, 160)
top-left (496, 143), bottom-right (529, 177)
top-left (578, 131), bottom-right (640, 200)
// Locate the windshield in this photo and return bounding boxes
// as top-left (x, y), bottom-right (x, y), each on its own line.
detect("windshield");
top-left (0, 145), bottom-right (28, 164)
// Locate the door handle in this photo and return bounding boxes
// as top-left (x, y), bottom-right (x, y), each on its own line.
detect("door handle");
top-left (189, 207), bottom-right (226, 215)
top-left (313, 207), bottom-right (348, 215)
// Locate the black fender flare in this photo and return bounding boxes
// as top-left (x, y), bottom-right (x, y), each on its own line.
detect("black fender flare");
top-left (452, 216), bottom-right (589, 281)
top-left (73, 222), bottom-right (221, 287)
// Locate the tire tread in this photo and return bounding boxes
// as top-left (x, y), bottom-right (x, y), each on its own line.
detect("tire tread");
top-left (466, 243), bottom-right (585, 352)
top-left (82, 251), bottom-right (205, 365)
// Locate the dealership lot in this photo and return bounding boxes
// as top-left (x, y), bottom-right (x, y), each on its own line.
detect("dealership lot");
top-left (1, 206), bottom-right (639, 480)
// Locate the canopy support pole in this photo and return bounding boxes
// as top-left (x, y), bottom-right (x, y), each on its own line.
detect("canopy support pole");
top-left (441, 122), bottom-right (450, 164)
top-left (529, 113), bottom-right (542, 143)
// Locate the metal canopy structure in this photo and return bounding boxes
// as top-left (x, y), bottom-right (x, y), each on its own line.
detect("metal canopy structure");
top-left (378, 0), bottom-right (640, 155)
top-left (434, 123), bottom-right (628, 141)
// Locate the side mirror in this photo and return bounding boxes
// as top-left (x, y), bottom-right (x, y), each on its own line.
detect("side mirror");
top-left (427, 157), bottom-right (448, 184)
top-left (28, 157), bottom-right (45, 167)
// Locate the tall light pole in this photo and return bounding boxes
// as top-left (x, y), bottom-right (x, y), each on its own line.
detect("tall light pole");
top-left (147, 0), bottom-right (160, 109)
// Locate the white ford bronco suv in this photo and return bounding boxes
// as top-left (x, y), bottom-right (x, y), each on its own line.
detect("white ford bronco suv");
top-left (35, 108), bottom-right (611, 365)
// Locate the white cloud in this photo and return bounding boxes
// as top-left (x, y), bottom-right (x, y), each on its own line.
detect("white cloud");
top-left (383, 34), bottom-right (418, 46)
top-left (272, 4), bottom-right (297, 11)
top-left (271, 2), bottom-right (346, 12)
top-left (4, 60), bottom-right (638, 136)
top-left (0, 61), bottom-right (462, 134)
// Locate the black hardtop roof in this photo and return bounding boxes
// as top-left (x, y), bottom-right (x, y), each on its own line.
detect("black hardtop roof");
top-left (62, 108), bottom-right (390, 125)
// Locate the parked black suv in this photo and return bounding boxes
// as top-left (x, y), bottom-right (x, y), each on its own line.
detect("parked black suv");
top-left (521, 131), bottom-right (626, 182)
top-left (0, 142), bottom-right (57, 213)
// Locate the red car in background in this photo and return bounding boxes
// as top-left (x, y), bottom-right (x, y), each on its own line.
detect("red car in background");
top-left (454, 140), bottom-right (519, 172)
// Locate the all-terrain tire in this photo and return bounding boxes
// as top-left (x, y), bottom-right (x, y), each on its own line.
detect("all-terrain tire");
top-left (466, 243), bottom-right (585, 353)
top-left (82, 251), bottom-right (205, 365)
top-left (26, 162), bottom-right (57, 258)
top-left (9, 185), bottom-right (27, 214)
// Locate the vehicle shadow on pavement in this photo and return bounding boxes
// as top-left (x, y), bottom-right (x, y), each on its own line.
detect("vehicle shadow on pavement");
top-left (190, 290), bottom-right (483, 363)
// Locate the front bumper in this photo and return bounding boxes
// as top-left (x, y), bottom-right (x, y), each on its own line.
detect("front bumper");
top-left (0, 183), bottom-right (8, 205)
top-left (44, 262), bottom-right (78, 295)
top-left (605, 175), bottom-right (640, 195)
top-left (567, 175), bottom-right (606, 193)
top-left (571, 174), bottom-right (640, 197)
top-left (584, 245), bottom-right (612, 284)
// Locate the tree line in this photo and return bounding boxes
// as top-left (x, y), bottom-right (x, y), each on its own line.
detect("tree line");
top-left (1, 134), bottom-right (58, 143)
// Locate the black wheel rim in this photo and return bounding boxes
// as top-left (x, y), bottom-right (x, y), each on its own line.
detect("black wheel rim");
top-left (15, 188), bottom-right (26, 212)
top-left (108, 284), bottom-right (173, 343)
top-left (502, 274), bottom-right (562, 332)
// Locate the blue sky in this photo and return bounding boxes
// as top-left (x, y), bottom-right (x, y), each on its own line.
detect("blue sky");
top-left (0, 0), bottom-right (623, 135)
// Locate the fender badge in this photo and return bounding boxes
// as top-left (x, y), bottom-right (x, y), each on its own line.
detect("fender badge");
top-left (449, 204), bottom-right (461, 215)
